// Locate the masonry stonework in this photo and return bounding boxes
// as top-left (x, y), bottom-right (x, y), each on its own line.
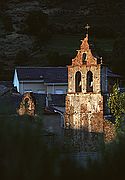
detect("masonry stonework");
top-left (17, 92), bottom-right (36, 116)
top-left (65, 33), bottom-right (115, 143)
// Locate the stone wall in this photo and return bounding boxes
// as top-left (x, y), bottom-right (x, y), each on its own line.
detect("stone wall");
top-left (103, 119), bottom-right (116, 142)
top-left (64, 33), bottom-right (115, 144)
top-left (65, 93), bottom-right (104, 131)
top-left (17, 92), bottom-right (36, 116)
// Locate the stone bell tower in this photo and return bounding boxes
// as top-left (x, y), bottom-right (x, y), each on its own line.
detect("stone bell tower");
top-left (65, 30), bottom-right (104, 133)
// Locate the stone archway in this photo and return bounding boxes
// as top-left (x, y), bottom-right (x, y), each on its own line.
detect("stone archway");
top-left (17, 92), bottom-right (36, 116)
top-left (87, 71), bottom-right (93, 92)
top-left (75, 71), bottom-right (82, 92)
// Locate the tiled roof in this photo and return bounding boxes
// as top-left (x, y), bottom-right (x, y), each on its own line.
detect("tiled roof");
top-left (16, 67), bottom-right (68, 83)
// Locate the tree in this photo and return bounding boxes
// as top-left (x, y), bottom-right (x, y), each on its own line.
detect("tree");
top-left (0, 0), bottom-right (8, 10)
top-left (25, 11), bottom-right (50, 38)
top-left (108, 83), bottom-right (125, 132)
top-left (14, 49), bottom-right (30, 66)
top-left (2, 14), bottom-right (13, 32)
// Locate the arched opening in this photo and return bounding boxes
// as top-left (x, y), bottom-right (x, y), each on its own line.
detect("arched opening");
top-left (24, 98), bottom-right (29, 109)
top-left (82, 53), bottom-right (87, 63)
top-left (75, 71), bottom-right (82, 92)
top-left (87, 71), bottom-right (93, 92)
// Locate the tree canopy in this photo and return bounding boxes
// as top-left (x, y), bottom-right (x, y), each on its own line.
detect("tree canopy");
top-left (108, 83), bottom-right (125, 131)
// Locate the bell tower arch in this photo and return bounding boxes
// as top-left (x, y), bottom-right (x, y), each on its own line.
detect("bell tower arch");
top-left (87, 71), bottom-right (93, 92)
top-left (75, 71), bottom-right (82, 93)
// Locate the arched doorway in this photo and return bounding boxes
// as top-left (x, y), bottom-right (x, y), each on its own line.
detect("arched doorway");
top-left (87, 71), bottom-right (93, 92)
top-left (75, 71), bottom-right (82, 92)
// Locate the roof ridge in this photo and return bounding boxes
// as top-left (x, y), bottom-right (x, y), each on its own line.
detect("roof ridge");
top-left (16, 66), bottom-right (68, 83)
top-left (16, 66), bottom-right (67, 69)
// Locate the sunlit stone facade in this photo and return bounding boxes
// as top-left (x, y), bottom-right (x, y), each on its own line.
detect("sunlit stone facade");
top-left (65, 34), bottom-right (115, 142)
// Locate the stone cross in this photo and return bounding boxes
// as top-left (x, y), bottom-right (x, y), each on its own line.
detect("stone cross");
top-left (85, 24), bottom-right (90, 35)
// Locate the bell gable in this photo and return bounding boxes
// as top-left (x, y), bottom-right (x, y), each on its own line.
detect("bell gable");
top-left (72, 35), bottom-right (97, 67)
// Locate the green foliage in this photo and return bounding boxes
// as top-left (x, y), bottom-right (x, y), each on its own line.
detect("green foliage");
top-left (25, 11), bottom-right (48, 34)
top-left (14, 49), bottom-right (30, 65)
top-left (108, 83), bottom-right (125, 131)
top-left (1, 14), bottom-right (13, 32)
top-left (24, 10), bottom-right (51, 42)
top-left (46, 51), bottom-right (71, 66)
top-left (0, 61), bottom-right (6, 77)
top-left (0, 0), bottom-right (9, 9)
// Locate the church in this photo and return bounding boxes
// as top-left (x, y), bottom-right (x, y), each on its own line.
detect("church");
top-left (64, 29), bottom-right (118, 142)
top-left (12, 26), bottom-right (125, 141)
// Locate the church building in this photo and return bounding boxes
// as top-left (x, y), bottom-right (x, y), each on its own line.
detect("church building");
top-left (64, 29), bottom-right (115, 140)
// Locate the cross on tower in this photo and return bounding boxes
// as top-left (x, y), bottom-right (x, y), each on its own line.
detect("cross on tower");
top-left (85, 24), bottom-right (90, 36)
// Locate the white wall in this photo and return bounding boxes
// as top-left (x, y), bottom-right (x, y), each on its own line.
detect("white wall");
top-left (19, 82), bottom-right (47, 94)
top-left (47, 85), bottom-right (67, 94)
top-left (13, 69), bottom-right (20, 92)
top-left (18, 81), bottom-right (68, 95)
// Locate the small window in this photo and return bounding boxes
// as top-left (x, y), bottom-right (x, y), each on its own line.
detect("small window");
top-left (82, 53), bottom-right (87, 63)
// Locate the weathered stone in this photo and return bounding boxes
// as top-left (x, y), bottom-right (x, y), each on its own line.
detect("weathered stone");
top-left (104, 119), bottom-right (116, 142)
top-left (17, 92), bottom-right (36, 116)
top-left (64, 33), bottom-right (116, 144)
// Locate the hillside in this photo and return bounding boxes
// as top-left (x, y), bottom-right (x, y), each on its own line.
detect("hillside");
top-left (0, 0), bottom-right (125, 80)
